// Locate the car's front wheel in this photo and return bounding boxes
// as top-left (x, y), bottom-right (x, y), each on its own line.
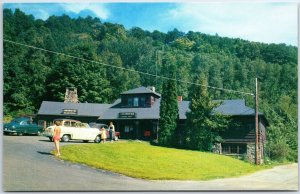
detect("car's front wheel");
top-left (61, 134), bottom-right (70, 142)
top-left (114, 136), bottom-right (119, 141)
top-left (49, 137), bottom-right (53, 142)
top-left (94, 135), bottom-right (100, 143)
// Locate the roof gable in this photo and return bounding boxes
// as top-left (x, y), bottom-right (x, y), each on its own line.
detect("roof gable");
top-left (121, 86), bottom-right (161, 97)
top-left (100, 98), bottom-right (161, 119)
top-left (213, 99), bottom-right (263, 116)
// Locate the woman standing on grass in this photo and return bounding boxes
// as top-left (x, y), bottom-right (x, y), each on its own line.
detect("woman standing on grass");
top-left (53, 121), bottom-right (61, 156)
top-left (109, 122), bottom-right (115, 142)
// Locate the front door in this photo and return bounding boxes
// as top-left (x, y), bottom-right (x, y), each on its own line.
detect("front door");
top-left (124, 124), bottom-right (134, 139)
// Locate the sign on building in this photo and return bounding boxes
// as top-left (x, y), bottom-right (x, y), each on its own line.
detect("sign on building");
top-left (62, 109), bottom-right (78, 115)
top-left (119, 112), bottom-right (136, 118)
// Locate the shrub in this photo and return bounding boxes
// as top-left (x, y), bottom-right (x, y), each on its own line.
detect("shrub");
top-left (266, 140), bottom-right (290, 162)
top-left (3, 115), bottom-right (14, 123)
top-left (287, 149), bottom-right (298, 162)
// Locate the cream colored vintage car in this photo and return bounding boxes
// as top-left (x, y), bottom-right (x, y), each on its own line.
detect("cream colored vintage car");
top-left (43, 119), bottom-right (101, 142)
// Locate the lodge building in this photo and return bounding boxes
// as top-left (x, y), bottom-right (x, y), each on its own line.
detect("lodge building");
top-left (37, 86), bottom-right (268, 163)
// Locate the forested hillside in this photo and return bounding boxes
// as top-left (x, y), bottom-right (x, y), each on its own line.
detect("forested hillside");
top-left (3, 9), bottom-right (297, 161)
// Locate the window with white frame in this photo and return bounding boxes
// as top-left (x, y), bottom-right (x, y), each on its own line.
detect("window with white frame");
top-left (133, 97), bottom-right (139, 107)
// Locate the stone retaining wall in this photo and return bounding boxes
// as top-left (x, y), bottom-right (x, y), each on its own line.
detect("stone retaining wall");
top-left (212, 143), bottom-right (222, 154)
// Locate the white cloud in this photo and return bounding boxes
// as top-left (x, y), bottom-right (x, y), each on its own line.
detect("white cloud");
top-left (62, 3), bottom-right (110, 19)
top-left (164, 2), bottom-right (297, 46)
top-left (35, 9), bottom-right (50, 20)
top-left (4, 3), bottom-right (110, 20)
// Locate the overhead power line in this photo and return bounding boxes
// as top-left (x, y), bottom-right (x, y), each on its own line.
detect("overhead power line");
top-left (4, 39), bottom-right (254, 96)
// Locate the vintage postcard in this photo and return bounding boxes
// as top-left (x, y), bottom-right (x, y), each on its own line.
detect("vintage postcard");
top-left (2, 1), bottom-right (298, 191)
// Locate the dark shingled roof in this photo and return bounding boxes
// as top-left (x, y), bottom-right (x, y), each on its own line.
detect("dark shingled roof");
top-left (100, 98), bottom-right (160, 120)
top-left (179, 101), bottom-right (190, 119)
top-left (121, 86), bottom-right (161, 97)
top-left (100, 98), bottom-right (190, 120)
top-left (38, 98), bottom-right (263, 120)
top-left (213, 99), bottom-right (263, 116)
top-left (99, 99), bottom-right (260, 120)
top-left (38, 101), bottom-right (111, 117)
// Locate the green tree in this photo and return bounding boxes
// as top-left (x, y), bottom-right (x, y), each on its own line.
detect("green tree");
top-left (262, 95), bottom-right (298, 162)
top-left (101, 51), bottom-right (141, 101)
top-left (165, 28), bottom-right (185, 44)
top-left (184, 78), bottom-right (230, 151)
top-left (171, 37), bottom-right (195, 51)
top-left (44, 41), bottom-right (111, 103)
top-left (158, 55), bottom-right (179, 147)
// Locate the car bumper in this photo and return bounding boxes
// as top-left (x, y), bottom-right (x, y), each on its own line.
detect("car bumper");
top-left (42, 131), bottom-right (52, 137)
top-left (3, 128), bottom-right (17, 133)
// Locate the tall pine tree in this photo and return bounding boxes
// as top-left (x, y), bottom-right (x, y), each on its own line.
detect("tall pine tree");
top-left (184, 77), bottom-right (230, 151)
top-left (158, 56), bottom-right (179, 147)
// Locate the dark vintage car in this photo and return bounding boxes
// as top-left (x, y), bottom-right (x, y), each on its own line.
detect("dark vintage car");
top-left (88, 123), bottom-right (120, 141)
top-left (3, 117), bottom-right (44, 135)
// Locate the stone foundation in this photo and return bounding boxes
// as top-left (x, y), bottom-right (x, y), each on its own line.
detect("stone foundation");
top-left (246, 143), bottom-right (255, 163)
top-left (215, 142), bottom-right (264, 164)
top-left (246, 143), bottom-right (264, 164)
top-left (212, 143), bottom-right (222, 154)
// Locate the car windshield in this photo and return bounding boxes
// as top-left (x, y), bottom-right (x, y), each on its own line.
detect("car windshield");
top-left (11, 118), bottom-right (28, 124)
top-left (88, 123), bottom-right (97, 128)
top-left (82, 123), bottom-right (90, 128)
top-left (54, 120), bottom-right (64, 124)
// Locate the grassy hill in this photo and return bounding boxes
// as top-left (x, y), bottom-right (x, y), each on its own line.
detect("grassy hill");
top-left (58, 141), bottom-right (270, 180)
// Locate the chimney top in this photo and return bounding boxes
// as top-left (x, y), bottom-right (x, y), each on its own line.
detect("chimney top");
top-left (147, 86), bottom-right (155, 92)
top-left (178, 96), bottom-right (183, 102)
top-left (64, 88), bottom-right (79, 103)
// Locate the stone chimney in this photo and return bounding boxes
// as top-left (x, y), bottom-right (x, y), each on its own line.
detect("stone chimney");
top-left (178, 96), bottom-right (183, 102)
top-left (64, 87), bottom-right (79, 103)
top-left (147, 86), bottom-right (155, 92)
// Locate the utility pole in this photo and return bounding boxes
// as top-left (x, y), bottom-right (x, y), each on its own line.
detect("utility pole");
top-left (255, 78), bottom-right (259, 165)
top-left (156, 51), bottom-right (158, 88)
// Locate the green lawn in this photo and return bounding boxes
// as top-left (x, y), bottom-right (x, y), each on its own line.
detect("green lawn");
top-left (58, 141), bottom-right (270, 180)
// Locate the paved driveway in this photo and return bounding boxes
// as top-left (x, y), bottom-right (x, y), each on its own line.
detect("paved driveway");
top-left (2, 135), bottom-right (298, 191)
